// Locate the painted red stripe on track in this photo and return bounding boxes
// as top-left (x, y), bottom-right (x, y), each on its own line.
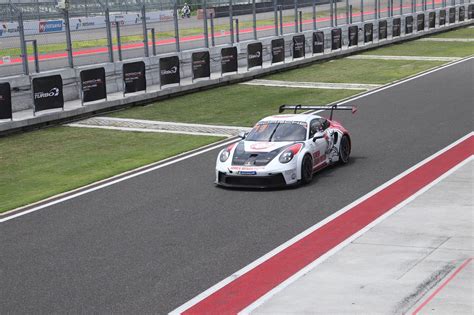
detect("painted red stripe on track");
top-left (183, 135), bottom-right (473, 314)
top-left (0, 0), bottom-right (443, 66)
top-left (412, 257), bottom-right (473, 315)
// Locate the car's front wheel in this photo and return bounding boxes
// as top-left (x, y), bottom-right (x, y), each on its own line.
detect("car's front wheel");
top-left (301, 154), bottom-right (313, 185)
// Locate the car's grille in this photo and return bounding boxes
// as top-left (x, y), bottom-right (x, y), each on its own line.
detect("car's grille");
top-left (218, 172), bottom-right (286, 188)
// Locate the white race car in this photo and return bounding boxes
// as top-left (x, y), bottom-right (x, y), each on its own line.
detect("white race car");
top-left (216, 104), bottom-right (357, 188)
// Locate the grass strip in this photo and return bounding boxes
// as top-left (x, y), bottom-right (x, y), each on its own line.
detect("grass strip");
top-left (429, 26), bottom-right (474, 38)
top-left (110, 85), bottom-right (358, 127)
top-left (265, 59), bottom-right (445, 84)
top-left (0, 127), bottom-right (221, 213)
top-left (362, 40), bottom-right (474, 57)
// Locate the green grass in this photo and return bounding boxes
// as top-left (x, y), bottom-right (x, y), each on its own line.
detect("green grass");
top-left (265, 59), bottom-right (445, 84)
top-left (362, 40), bottom-right (474, 57)
top-left (430, 26), bottom-right (474, 38)
top-left (0, 127), bottom-right (221, 213)
top-left (109, 85), bottom-right (358, 127)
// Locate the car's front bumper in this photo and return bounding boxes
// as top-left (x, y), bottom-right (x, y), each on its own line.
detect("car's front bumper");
top-left (217, 172), bottom-right (289, 188)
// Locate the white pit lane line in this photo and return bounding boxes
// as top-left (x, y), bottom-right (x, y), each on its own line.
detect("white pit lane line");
top-left (0, 56), bottom-right (472, 223)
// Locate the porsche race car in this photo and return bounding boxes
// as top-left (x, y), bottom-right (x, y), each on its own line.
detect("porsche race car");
top-left (215, 104), bottom-right (357, 188)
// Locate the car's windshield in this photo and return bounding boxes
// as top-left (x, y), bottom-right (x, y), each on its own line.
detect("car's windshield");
top-left (246, 122), bottom-right (307, 142)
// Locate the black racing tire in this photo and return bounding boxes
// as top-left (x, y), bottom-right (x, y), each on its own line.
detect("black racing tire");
top-left (339, 135), bottom-right (351, 164)
top-left (301, 154), bottom-right (313, 185)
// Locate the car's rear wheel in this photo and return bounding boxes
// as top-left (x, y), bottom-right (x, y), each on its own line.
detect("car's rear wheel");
top-left (301, 154), bottom-right (313, 184)
top-left (339, 135), bottom-right (351, 164)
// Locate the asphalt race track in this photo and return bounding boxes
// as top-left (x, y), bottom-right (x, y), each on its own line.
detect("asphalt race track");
top-left (1, 58), bottom-right (473, 313)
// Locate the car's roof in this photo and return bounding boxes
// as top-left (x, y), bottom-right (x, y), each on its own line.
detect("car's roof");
top-left (259, 113), bottom-right (322, 124)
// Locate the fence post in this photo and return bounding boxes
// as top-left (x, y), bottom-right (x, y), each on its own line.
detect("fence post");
top-left (116, 22), bottom-right (123, 61)
top-left (279, 5), bottom-right (283, 34)
top-left (361, 0), bottom-right (364, 22)
top-left (173, 1), bottom-right (181, 52)
top-left (18, 12), bottom-right (29, 75)
top-left (105, 8), bottom-right (114, 62)
top-left (150, 28), bottom-right (156, 55)
top-left (31, 40), bottom-right (40, 73)
top-left (330, 0), bottom-right (334, 27)
top-left (274, 0), bottom-right (278, 36)
top-left (203, 0), bottom-right (209, 48)
top-left (142, 5), bottom-right (149, 57)
top-left (229, 0), bottom-right (234, 44)
top-left (350, 5), bottom-right (353, 23)
top-left (252, 0), bottom-right (257, 39)
top-left (335, 0), bottom-right (338, 26)
top-left (299, 11), bottom-right (303, 32)
top-left (235, 18), bottom-right (240, 42)
top-left (400, 0), bottom-right (403, 14)
top-left (210, 13), bottom-right (215, 46)
top-left (346, 0), bottom-right (350, 24)
top-left (63, 9), bottom-right (74, 68)
top-left (374, 0), bottom-right (377, 19)
top-left (294, 0), bottom-right (298, 33)
top-left (313, 0), bottom-right (317, 29)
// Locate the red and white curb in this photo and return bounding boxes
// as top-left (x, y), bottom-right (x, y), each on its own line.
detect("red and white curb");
top-left (170, 132), bottom-right (474, 314)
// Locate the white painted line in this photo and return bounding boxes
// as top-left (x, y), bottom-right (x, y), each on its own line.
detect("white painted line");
top-left (0, 137), bottom-right (238, 223)
top-left (84, 117), bottom-right (251, 131)
top-left (240, 156), bottom-right (474, 315)
top-left (1, 57), bottom-right (472, 223)
top-left (67, 123), bottom-right (234, 138)
top-left (170, 133), bottom-right (473, 315)
top-left (420, 38), bottom-right (474, 42)
top-left (347, 55), bottom-right (461, 61)
top-left (241, 79), bottom-right (381, 90)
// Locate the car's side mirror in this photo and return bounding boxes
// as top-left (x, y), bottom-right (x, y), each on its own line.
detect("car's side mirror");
top-left (312, 132), bottom-right (325, 142)
top-left (238, 131), bottom-right (248, 139)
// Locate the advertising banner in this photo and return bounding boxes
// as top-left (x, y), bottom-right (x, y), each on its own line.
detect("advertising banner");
top-left (80, 68), bottom-right (107, 103)
top-left (293, 35), bottom-right (305, 59)
top-left (271, 38), bottom-right (285, 64)
top-left (405, 16), bottom-right (414, 34)
top-left (0, 82), bottom-right (12, 120)
top-left (221, 47), bottom-right (238, 73)
top-left (192, 51), bottom-right (211, 80)
top-left (429, 12), bottom-right (436, 28)
top-left (247, 42), bottom-right (263, 69)
top-left (459, 6), bottom-right (465, 21)
top-left (439, 9), bottom-right (446, 25)
top-left (364, 23), bottom-right (373, 42)
top-left (313, 31), bottom-right (324, 54)
top-left (32, 75), bottom-right (64, 112)
top-left (378, 20), bottom-right (387, 40)
top-left (417, 14), bottom-right (425, 31)
top-left (449, 7), bottom-right (456, 23)
top-left (331, 28), bottom-right (342, 50)
top-left (469, 5), bottom-right (474, 19)
top-left (123, 61), bottom-right (147, 93)
top-left (392, 18), bottom-right (401, 37)
top-left (159, 56), bottom-right (180, 86)
top-left (348, 25), bottom-right (358, 46)
top-left (39, 20), bottom-right (63, 33)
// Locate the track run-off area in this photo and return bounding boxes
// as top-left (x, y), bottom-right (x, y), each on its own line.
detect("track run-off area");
top-left (0, 26), bottom-right (473, 313)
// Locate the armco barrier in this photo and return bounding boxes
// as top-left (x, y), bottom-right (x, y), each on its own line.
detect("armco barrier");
top-left (0, 6), bottom-right (472, 134)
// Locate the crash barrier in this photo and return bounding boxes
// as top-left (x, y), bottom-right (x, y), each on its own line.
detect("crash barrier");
top-left (0, 5), bottom-right (472, 123)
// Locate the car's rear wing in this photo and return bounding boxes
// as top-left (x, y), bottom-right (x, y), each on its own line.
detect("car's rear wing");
top-left (279, 104), bottom-right (357, 120)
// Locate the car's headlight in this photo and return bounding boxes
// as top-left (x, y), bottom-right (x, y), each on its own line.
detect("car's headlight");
top-left (219, 143), bottom-right (236, 162)
top-left (279, 143), bottom-right (303, 164)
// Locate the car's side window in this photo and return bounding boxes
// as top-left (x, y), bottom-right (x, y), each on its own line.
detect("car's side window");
top-left (321, 118), bottom-right (330, 130)
top-left (309, 119), bottom-right (322, 138)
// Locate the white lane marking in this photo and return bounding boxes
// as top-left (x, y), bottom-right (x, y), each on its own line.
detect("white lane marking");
top-left (80, 117), bottom-right (252, 131)
top-left (241, 79), bottom-right (381, 90)
top-left (0, 138), bottom-right (238, 223)
top-left (420, 38), bottom-right (474, 42)
top-left (67, 124), bottom-right (235, 138)
top-left (240, 156), bottom-right (474, 314)
top-left (1, 57), bottom-right (472, 223)
top-left (347, 55), bottom-right (461, 61)
top-left (170, 133), bottom-right (473, 315)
